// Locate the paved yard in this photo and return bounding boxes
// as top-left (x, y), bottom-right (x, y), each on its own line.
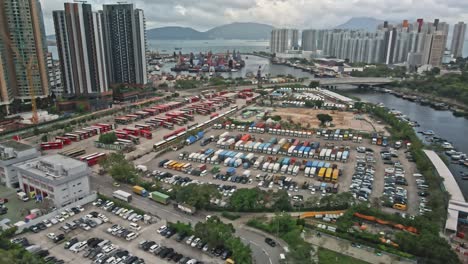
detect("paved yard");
top-left (0, 185), bottom-right (39, 223)
top-left (21, 206), bottom-right (222, 264)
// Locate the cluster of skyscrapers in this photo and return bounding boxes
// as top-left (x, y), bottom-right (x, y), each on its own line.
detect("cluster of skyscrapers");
top-left (271, 19), bottom-right (466, 68)
top-left (0, 1), bottom-right (147, 113)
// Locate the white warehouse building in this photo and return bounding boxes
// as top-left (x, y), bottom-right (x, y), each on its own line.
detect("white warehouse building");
top-left (15, 154), bottom-right (91, 207)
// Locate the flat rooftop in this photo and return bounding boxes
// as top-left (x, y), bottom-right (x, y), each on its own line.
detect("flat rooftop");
top-left (16, 154), bottom-right (88, 181)
top-left (0, 140), bottom-right (33, 151)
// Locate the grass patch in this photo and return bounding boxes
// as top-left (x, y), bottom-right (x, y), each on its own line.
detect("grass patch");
top-left (318, 248), bottom-right (370, 264)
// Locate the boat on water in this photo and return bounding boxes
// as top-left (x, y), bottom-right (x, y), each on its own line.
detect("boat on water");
top-left (452, 153), bottom-right (467, 161)
top-left (174, 47), bottom-right (182, 50)
top-left (442, 142), bottom-right (454, 150)
top-left (446, 150), bottom-right (458, 156)
top-left (462, 175), bottom-right (468, 180)
top-left (231, 69), bottom-right (238, 72)
top-left (422, 130), bottom-right (435, 136)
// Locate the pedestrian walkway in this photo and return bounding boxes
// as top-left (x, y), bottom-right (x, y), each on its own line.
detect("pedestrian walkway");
top-left (304, 231), bottom-right (414, 264)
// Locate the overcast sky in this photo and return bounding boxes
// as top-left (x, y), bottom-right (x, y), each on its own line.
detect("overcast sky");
top-left (39, 0), bottom-right (468, 35)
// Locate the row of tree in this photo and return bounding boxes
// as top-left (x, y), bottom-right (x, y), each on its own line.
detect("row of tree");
top-left (0, 227), bottom-right (46, 263)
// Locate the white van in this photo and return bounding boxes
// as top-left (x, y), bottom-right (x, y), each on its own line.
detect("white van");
top-left (129, 223), bottom-right (141, 231)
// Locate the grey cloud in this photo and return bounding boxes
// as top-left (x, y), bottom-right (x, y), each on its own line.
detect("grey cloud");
top-left (40, 0), bottom-right (468, 35)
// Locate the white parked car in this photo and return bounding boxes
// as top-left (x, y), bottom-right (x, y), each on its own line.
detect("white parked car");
top-left (191, 238), bottom-right (200, 247)
top-left (46, 233), bottom-right (56, 240)
top-left (129, 223), bottom-right (141, 231)
top-left (157, 225), bottom-right (167, 234)
top-left (126, 232), bottom-right (138, 241)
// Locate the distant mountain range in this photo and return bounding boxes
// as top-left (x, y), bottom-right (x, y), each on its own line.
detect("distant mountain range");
top-left (334, 17), bottom-right (386, 31)
top-left (46, 18), bottom-right (394, 41)
top-left (146, 22), bottom-right (273, 40)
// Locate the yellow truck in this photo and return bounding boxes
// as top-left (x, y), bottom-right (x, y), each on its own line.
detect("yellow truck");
top-left (325, 168), bottom-right (333, 182)
top-left (318, 167), bottom-right (326, 180)
top-left (331, 169), bottom-right (339, 183)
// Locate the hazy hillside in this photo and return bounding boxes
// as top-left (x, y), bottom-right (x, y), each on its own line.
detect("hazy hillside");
top-left (206, 22), bottom-right (273, 40)
top-left (334, 17), bottom-right (385, 31)
top-left (147, 22), bottom-right (273, 40)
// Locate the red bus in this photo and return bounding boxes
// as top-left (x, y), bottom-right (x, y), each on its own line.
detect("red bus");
top-left (115, 116), bottom-right (131, 124)
top-left (163, 127), bottom-right (186, 140)
top-left (64, 133), bottom-right (80, 142)
top-left (123, 127), bottom-right (139, 136)
top-left (115, 130), bottom-right (130, 139)
top-left (80, 153), bottom-right (106, 166)
top-left (41, 141), bottom-right (63, 150)
top-left (82, 127), bottom-right (99, 136)
top-left (135, 124), bottom-right (151, 131)
top-left (55, 136), bottom-right (72, 145)
top-left (95, 123), bottom-right (113, 132)
top-left (75, 131), bottom-right (90, 139)
top-left (139, 129), bottom-right (152, 139)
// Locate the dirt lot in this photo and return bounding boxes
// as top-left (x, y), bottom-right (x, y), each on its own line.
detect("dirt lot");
top-left (21, 205), bottom-right (221, 264)
top-left (270, 108), bottom-right (387, 133)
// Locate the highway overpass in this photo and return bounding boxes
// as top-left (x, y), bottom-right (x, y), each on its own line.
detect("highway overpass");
top-left (316, 77), bottom-right (396, 86)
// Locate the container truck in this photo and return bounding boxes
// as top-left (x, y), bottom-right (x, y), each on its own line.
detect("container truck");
top-left (292, 165), bottom-right (300, 176)
top-left (262, 162), bottom-right (270, 171)
top-left (150, 191), bottom-right (169, 204)
top-left (319, 149), bottom-right (327, 159)
top-left (273, 163), bottom-right (280, 173)
top-left (325, 149), bottom-right (333, 160)
top-left (132, 186), bottom-right (148, 197)
top-left (226, 167), bottom-right (236, 176)
top-left (332, 169), bottom-right (339, 183)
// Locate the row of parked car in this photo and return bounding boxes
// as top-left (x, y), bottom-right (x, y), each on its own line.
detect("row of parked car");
top-left (138, 238), bottom-right (200, 264)
top-left (158, 225), bottom-right (232, 261)
top-left (93, 199), bottom-right (144, 223)
top-left (107, 223), bottom-right (140, 241)
top-left (64, 236), bottom-right (144, 264)
top-left (349, 151), bottom-right (376, 202)
top-left (11, 237), bottom-right (64, 264)
top-left (29, 205), bottom-right (85, 233)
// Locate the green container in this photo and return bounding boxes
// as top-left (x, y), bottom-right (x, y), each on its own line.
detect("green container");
top-left (150, 191), bottom-right (170, 205)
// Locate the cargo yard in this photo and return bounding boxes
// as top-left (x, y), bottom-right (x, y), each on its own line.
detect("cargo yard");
top-left (142, 117), bottom-right (420, 215)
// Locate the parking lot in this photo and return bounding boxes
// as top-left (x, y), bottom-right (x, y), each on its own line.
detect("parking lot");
top-left (17, 202), bottom-right (223, 264)
top-left (140, 124), bottom-right (422, 215)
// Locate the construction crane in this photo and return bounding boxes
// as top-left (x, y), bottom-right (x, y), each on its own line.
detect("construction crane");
top-left (26, 57), bottom-right (39, 124)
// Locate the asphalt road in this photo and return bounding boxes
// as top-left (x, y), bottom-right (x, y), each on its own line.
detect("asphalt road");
top-left (90, 174), bottom-right (282, 264)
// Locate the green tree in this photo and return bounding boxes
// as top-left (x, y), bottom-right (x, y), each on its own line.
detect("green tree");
top-left (175, 184), bottom-right (220, 209)
top-left (76, 103), bottom-right (86, 114)
top-left (229, 188), bottom-right (265, 211)
top-left (271, 115), bottom-right (282, 122)
top-left (316, 113), bottom-right (333, 125)
top-left (309, 80), bottom-right (320, 88)
top-left (99, 153), bottom-right (138, 184)
top-left (194, 216), bottom-right (235, 248)
top-left (40, 134), bottom-right (48, 142)
top-left (33, 127), bottom-right (40, 136)
top-left (98, 132), bottom-right (117, 144)
top-left (272, 190), bottom-right (292, 211)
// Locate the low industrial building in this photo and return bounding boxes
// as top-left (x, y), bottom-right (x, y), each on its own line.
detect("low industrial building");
top-left (15, 154), bottom-right (91, 207)
top-left (0, 141), bottom-right (40, 188)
